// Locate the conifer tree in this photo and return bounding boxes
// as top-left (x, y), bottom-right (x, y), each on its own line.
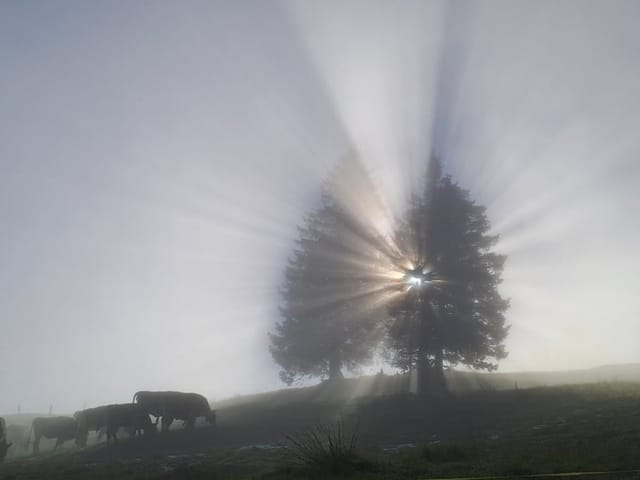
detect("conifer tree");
top-left (270, 154), bottom-right (392, 384)
top-left (386, 159), bottom-right (509, 395)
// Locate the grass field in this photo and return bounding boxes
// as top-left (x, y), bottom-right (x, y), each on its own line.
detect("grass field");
top-left (2, 380), bottom-right (640, 479)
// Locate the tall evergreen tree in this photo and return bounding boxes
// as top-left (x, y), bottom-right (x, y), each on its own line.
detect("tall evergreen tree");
top-left (270, 154), bottom-right (394, 384)
top-left (386, 159), bottom-right (510, 395)
top-left (271, 155), bottom-right (509, 391)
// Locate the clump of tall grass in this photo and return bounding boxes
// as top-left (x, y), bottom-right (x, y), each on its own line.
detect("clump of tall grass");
top-left (284, 418), bottom-right (370, 474)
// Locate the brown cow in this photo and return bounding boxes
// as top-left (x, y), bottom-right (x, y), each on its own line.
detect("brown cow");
top-left (27, 417), bottom-right (78, 454)
top-left (133, 391), bottom-right (215, 432)
top-left (74, 406), bottom-right (108, 447)
top-left (104, 403), bottom-right (155, 443)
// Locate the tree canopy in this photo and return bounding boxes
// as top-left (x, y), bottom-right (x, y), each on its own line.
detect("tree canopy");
top-left (386, 159), bottom-right (509, 394)
top-left (269, 155), bottom-right (392, 384)
top-left (270, 156), bottom-right (509, 393)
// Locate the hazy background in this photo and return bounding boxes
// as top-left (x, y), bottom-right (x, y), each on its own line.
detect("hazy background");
top-left (1, 0), bottom-right (639, 413)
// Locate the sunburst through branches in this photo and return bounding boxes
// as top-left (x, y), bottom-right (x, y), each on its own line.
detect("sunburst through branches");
top-left (270, 154), bottom-right (509, 394)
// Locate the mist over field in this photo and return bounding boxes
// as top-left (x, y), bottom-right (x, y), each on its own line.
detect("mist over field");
top-left (1, 0), bottom-right (639, 418)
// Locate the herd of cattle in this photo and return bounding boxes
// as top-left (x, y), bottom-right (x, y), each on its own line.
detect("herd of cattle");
top-left (0, 390), bottom-right (216, 462)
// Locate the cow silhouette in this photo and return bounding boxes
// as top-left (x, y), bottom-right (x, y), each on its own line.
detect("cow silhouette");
top-left (133, 391), bottom-right (216, 432)
top-left (26, 417), bottom-right (78, 454)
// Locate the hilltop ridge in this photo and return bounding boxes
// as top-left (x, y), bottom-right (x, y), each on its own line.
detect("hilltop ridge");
top-left (217, 362), bottom-right (640, 408)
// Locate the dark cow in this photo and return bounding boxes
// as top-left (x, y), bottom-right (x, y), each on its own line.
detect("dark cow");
top-left (27, 417), bottom-right (78, 454)
top-left (74, 406), bottom-right (108, 447)
top-left (104, 403), bottom-right (154, 443)
top-left (133, 391), bottom-right (216, 432)
top-left (0, 417), bottom-right (12, 463)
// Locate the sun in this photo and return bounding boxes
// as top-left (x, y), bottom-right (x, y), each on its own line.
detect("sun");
top-left (403, 265), bottom-right (433, 288)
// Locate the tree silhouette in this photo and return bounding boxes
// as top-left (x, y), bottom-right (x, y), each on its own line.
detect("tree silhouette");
top-left (271, 155), bottom-right (509, 392)
top-left (270, 154), bottom-right (393, 384)
top-left (386, 159), bottom-right (510, 395)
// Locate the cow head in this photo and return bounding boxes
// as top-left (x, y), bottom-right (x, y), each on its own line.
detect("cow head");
top-left (0, 441), bottom-right (12, 463)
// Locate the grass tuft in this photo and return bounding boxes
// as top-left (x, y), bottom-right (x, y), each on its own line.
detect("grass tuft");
top-left (283, 418), bottom-right (374, 475)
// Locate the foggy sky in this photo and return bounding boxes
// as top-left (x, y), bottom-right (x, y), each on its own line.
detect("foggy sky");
top-left (1, 0), bottom-right (639, 413)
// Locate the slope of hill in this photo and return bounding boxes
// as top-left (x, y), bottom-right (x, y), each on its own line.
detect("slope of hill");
top-left (216, 363), bottom-right (640, 408)
top-left (2, 379), bottom-right (640, 478)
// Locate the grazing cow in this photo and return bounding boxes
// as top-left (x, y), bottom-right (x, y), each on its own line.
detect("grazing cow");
top-left (0, 417), bottom-right (12, 463)
top-left (104, 403), bottom-right (154, 443)
top-left (27, 417), bottom-right (78, 454)
top-left (133, 391), bottom-right (216, 432)
top-left (74, 406), bottom-right (108, 447)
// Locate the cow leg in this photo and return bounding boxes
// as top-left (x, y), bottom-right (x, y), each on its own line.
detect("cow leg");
top-left (54, 438), bottom-right (63, 450)
top-left (0, 441), bottom-right (11, 463)
top-left (33, 434), bottom-right (40, 455)
top-left (77, 431), bottom-right (88, 448)
top-left (186, 417), bottom-right (196, 429)
top-left (162, 417), bottom-right (173, 432)
top-left (107, 427), bottom-right (117, 444)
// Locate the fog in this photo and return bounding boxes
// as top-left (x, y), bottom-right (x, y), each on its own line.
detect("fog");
top-left (1, 0), bottom-right (639, 414)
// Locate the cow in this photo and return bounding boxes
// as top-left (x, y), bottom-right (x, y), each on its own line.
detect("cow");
top-left (104, 403), bottom-right (155, 443)
top-left (74, 406), bottom-right (108, 447)
top-left (133, 391), bottom-right (216, 432)
top-left (26, 417), bottom-right (78, 454)
top-left (0, 417), bottom-right (12, 463)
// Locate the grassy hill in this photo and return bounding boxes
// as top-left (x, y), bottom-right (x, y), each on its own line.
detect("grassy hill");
top-left (2, 381), bottom-right (640, 479)
top-left (2, 365), bottom-right (640, 479)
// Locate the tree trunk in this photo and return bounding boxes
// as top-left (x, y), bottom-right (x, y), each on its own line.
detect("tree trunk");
top-left (416, 354), bottom-right (431, 396)
top-left (328, 354), bottom-right (344, 381)
top-left (416, 350), bottom-right (447, 397)
top-left (416, 299), bottom-right (436, 396)
top-left (431, 347), bottom-right (447, 396)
